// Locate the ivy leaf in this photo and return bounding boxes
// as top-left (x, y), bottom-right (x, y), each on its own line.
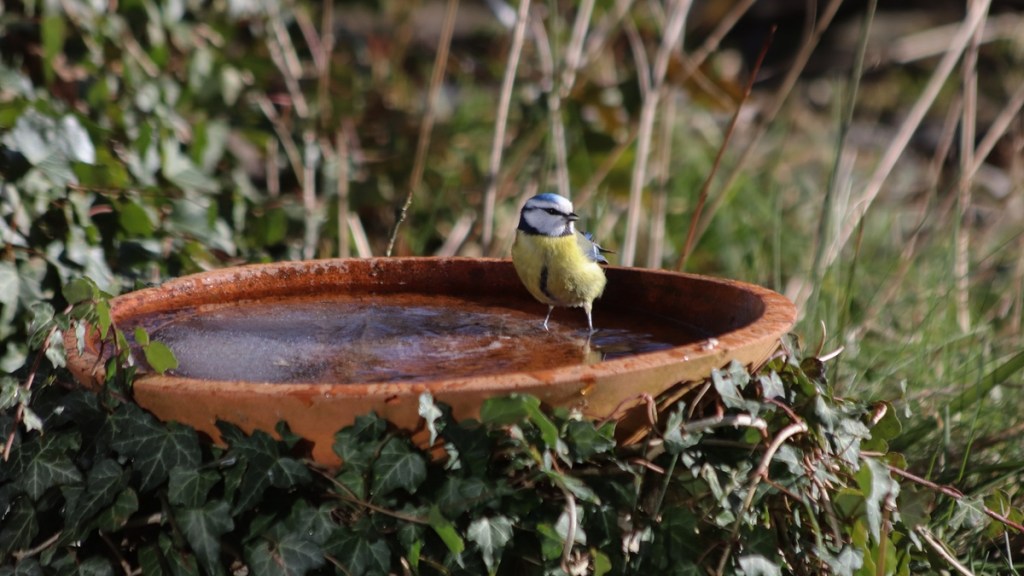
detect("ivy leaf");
top-left (325, 530), bottom-right (391, 576)
top-left (442, 419), bottom-right (491, 477)
top-left (949, 495), bottom-right (988, 532)
top-left (64, 458), bottom-right (127, 535)
top-left (652, 507), bottom-right (700, 565)
top-left (869, 402), bottom-right (902, 441)
top-left (758, 371), bottom-right (786, 401)
top-left (117, 199), bottom-right (155, 237)
top-left (480, 394), bottom-right (534, 426)
top-left (143, 341), bottom-right (178, 374)
top-left (168, 466), bottom-right (219, 508)
top-left (737, 554), bottom-right (782, 576)
top-left (138, 544), bottom-right (169, 576)
top-left (0, 497), bottom-right (38, 559)
top-left (856, 458), bottom-right (900, 542)
top-left (247, 532), bottom-right (325, 576)
top-left (662, 403), bottom-right (701, 455)
top-left (217, 422), bottom-right (310, 514)
top-left (109, 404), bottom-right (201, 492)
top-left (96, 299), bottom-right (112, 339)
top-left (371, 438), bottom-right (426, 498)
top-left (177, 500), bottom-right (234, 576)
top-left (268, 456), bottom-right (312, 489)
top-left (162, 138), bottom-right (218, 193)
top-left (428, 505), bottom-right (466, 556)
top-left (0, 376), bottom-right (21, 412)
top-left (481, 394), bottom-right (559, 448)
top-left (565, 420), bottom-right (615, 461)
top-left (15, 433), bottom-right (82, 500)
top-left (536, 522), bottom-right (565, 562)
top-left (549, 471), bottom-right (600, 504)
top-left (418, 392), bottom-right (444, 446)
top-left (467, 515), bottom-right (513, 572)
top-left (436, 475), bottom-right (492, 517)
top-left (62, 278), bottom-right (98, 305)
top-left (712, 362), bottom-right (754, 413)
top-left (95, 487), bottom-right (140, 532)
top-left (78, 556), bottom-right (116, 576)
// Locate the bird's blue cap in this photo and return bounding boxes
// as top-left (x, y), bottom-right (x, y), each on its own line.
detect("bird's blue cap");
top-left (533, 192), bottom-right (567, 203)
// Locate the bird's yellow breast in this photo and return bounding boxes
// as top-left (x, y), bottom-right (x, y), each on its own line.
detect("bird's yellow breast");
top-left (511, 232), bottom-right (607, 308)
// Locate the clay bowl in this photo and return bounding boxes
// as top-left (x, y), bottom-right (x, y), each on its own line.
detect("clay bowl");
top-left (66, 257), bottom-right (797, 465)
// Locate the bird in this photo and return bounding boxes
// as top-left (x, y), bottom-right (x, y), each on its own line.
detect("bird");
top-left (511, 193), bottom-right (609, 332)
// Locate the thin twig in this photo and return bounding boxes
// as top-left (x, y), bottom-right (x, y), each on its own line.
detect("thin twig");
top-left (255, 94), bottom-right (305, 186)
top-left (302, 129), bottom-right (319, 259)
top-left (646, 88), bottom-right (674, 267)
top-left (386, 0), bottom-right (460, 257)
top-left (806, 0), bottom-right (875, 320)
top-left (316, 2), bottom-right (335, 131)
top-left (559, 487), bottom-right (578, 572)
top-left (12, 530), bottom-right (63, 561)
top-left (716, 421), bottom-right (808, 575)
top-left (693, 0), bottom-right (845, 251)
top-left (644, 413), bottom-right (768, 460)
top-left (267, 7), bottom-right (309, 118)
top-left (968, 78), bottom-right (1024, 182)
top-left (560, 0), bottom-right (595, 100)
top-left (882, 461), bottom-right (1024, 533)
top-left (336, 126), bottom-right (350, 257)
top-left (916, 527), bottom-right (976, 576)
top-left (315, 468), bottom-right (430, 525)
top-left (434, 211), bottom-right (476, 256)
top-left (3, 320), bottom-right (61, 461)
top-left (955, 0), bottom-right (986, 333)
top-left (820, 0), bottom-right (993, 277)
top-left (677, 25), bottom-right (773, 271)
top-left (581, 0), bottom-right (634, 67)
top-left (482, 0), bottom-right (532, 253)
top-left (348, 213), bottom-right (373, 258)
top-left (531, 18), bottom-right (571, 200)
top-left (621, 0), bottom-right (691, 266)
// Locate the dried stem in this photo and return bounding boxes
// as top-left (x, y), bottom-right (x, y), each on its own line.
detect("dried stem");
top-left (301, 129), bottom-right (319, 259)
top-left (336, 126), bottom-right (350, 258)
top-left (822, 0), bottom-right (992, 275)
top-left (482, 0), bottom-right (532, 253)
top-left (386, 0), bottom-right (459, 256)
top-left (694, 0), bottom-right (845, 249)
top-left (955, 0), bottom-right (986, 333)
top-left (968, 78), bottom-right (1024, 181)
top-left (716, 421), bottom-right (808, 575)
top-left (677, 26), bottom-right (772, 271)
top-left (621, 0), bottom-right (691, 266)
top-left (3, 318), bottom-right (61, 461)
top-left (255, 94), bottom-right (304, 186)
top-left (646, 89), bottom-right (674, 267)
top-left (916, 527), bottom-right (976, 576)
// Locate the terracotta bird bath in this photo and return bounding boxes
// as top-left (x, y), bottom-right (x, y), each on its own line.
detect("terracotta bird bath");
top-left (65, 257), bottom-right (797, 465)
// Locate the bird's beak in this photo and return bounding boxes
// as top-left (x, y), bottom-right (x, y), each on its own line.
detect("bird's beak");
top-left (568, 212), bottom-right (579, 221)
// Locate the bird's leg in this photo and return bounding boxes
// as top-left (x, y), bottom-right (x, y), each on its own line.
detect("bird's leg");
top-left (584, 303), bottom-right (595, 334)
top-left (543, 305), bottom-right (554, 331)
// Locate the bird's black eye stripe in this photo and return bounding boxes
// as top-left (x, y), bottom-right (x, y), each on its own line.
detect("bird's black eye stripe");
top-left (545, 208), bottom-right (561, 215)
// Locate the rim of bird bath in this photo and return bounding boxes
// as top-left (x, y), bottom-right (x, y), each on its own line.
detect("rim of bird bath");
top-left (65, 257), bottom-right (798, 465)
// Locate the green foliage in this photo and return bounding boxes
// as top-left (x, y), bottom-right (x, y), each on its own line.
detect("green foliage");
top-left (4, 293), bottom-right (1023, 575)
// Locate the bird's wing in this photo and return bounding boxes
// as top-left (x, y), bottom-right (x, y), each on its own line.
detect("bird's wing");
top-left (576, 231), bottom-right (612, 264)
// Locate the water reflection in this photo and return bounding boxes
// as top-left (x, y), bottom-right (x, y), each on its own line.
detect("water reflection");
top-left (136, 293), bottom-right (704, 384)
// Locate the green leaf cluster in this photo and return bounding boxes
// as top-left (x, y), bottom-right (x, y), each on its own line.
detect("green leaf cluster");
top-left (5, 328), bottom-right (1023, 575)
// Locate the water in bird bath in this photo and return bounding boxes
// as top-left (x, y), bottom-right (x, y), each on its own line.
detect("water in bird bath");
top-left (133, 293), bottom-right (709, 384)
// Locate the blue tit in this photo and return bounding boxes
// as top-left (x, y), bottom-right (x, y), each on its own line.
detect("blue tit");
top-left (511, 193), bottom-right (609, 332)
